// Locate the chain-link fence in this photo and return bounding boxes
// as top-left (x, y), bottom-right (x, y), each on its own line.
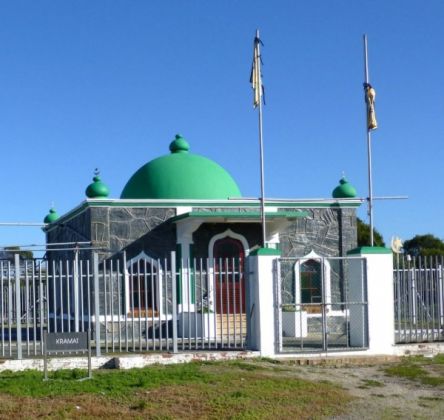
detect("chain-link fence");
top-left (275, 256), bottom-right (368, 353)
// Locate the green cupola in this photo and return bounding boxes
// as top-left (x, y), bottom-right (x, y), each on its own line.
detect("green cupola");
top-left (332, 176), bottom-right (357, 198)
top-left (44, 207), bottom-right (59, 224)
top-left (121, 135), bottom-right (242, 200)
top-left (85, 170), bottom-right (109, 199)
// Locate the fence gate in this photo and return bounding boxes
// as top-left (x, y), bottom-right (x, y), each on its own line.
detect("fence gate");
top-left (394, 255), bottom-right (444, 344)
top-left (274, 255), bottom-right (368, 353)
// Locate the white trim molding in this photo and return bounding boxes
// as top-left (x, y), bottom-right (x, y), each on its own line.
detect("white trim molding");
top-left (208, 229), bottom-right (249, 260)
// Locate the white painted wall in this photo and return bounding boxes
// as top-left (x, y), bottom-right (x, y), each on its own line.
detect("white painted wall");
top-left (247, 251), bottom-right (280, 357)
top-left (350, 249), bottom-right (395, 355)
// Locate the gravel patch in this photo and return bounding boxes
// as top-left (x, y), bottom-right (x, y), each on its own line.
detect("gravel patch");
top-left (289, 363), bottom-right (444, 419)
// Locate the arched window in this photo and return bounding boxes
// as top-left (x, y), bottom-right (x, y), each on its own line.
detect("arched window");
top-left (294, 250), bottom-right (332, 315)
top-left (127, 253), bottom-right (160, 317)
top-left (300, 259), bottom-right (322, 304)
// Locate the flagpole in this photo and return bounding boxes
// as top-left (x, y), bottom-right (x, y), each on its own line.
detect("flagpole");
top-left (363, 34), bottom-right (374, 246)
top-left (256, 29), bottom-right (267, 248)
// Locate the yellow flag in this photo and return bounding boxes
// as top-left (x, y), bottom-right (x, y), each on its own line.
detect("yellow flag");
top-left (250, 31), bottom-right (263, 108)
top-left (364, 82), bottom-right (377, 130)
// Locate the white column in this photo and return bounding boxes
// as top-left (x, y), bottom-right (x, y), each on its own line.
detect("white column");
top-left (247, 248), bottom-right (280, 357)
top-left (348, 247), bottom-right (395, 355)
top-left (175, 219), bottom-right (202, 312)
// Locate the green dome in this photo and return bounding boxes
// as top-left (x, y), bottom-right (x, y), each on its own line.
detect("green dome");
top-left (121, 135), bottom-right (242, 199)
top-left (44, 207), bottom-right (59, 224)
top-left (332, 177), bottom-right (357, 198)
top-left (85, 171), bottom-right (109, 198)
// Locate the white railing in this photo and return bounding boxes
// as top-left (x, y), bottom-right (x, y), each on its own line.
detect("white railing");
top-left (394, 255), bottom-right (444, 343)
top-left (0, 252), bottom-right (247, 359)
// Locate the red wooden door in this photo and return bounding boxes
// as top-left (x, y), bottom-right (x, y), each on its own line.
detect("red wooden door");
top-left (214, 237), bottom-right (245, 314)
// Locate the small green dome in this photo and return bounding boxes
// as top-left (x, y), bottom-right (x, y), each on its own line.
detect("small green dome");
top-left (44, 207), bottom-right (59, 224)
top-left (121, 135), bottom-right (242, 199)
top-left (332, 177), bottom-right (357, 198)
top-left (86, 170), bottom-right (109, 198)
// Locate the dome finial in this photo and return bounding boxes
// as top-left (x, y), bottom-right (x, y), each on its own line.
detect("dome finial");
top-left (332, 174), bottom-right (357, 198)
top-left (169, 134), bottom-right (190, 153)
top-left (44, 206), bottom-right (59, 224)
top-left (86, 169), bottom-right (109, 198)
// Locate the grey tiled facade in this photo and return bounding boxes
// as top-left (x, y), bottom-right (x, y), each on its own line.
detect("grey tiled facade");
top-left (279, 208), bottom-right (357, 258)
top-left (46, 203), bottom-right (357, 261)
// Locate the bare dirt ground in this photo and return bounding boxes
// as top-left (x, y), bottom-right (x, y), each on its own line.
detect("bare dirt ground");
top-left (287, 360), bottom-right (444, 419)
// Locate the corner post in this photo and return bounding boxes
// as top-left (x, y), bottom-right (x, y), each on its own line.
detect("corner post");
top-left (348, 246), bottom-right (394, 354)
top-left (15, 254), bottom-right (22, 360)
top-left (93, 252), bottom-right (101, 357)
top-left (171, 251), bottom-right (178, 354)
top-left (247, 248), bottom-right (280, 357)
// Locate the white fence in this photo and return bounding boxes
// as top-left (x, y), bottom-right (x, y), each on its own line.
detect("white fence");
top-left (394, 255), bottom-right (444, 343)
top-left (0, 253), bottom-right (247, 359)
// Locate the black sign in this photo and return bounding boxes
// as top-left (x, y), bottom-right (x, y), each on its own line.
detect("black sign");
top-left (45, 332), bottom-right (88, 352)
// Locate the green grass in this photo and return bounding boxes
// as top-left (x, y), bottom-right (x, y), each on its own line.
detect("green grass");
top-left (0, 362), bottom-right (211, 398)
top-left (0, 360), bottom-right (352, 419)
top-left (358, 379), bottom-right (385, 389)
top-left (1, 356), bottom-right (443, 418)
top-left (383, 354), bottom-right (444, 387)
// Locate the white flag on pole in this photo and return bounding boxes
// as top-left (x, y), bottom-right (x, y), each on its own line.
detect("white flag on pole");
top-left (250, 30), bottom-right (264, 108)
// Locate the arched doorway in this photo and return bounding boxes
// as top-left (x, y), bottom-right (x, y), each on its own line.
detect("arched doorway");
top-left (213, 237), bottom-right (246, 314)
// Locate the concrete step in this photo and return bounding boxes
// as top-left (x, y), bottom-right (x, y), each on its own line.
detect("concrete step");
top-left (216, 314), bottom-right (247, 335)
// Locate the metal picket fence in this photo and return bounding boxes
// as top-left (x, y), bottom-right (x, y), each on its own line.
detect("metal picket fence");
top-left (394, 255), bottom-right (444, 343)
top-left (0, 252), bottom-right (247, 359)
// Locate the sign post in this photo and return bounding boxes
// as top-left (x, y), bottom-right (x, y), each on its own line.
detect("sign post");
top-left (43, 330), bottom-right (92, 381)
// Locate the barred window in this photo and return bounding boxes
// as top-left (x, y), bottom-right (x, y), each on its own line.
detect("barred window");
top-left (300, 259), bottom-right (322, 304)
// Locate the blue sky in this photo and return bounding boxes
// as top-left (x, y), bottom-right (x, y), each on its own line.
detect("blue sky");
top-left (0, 0), bottom-right (443, 252)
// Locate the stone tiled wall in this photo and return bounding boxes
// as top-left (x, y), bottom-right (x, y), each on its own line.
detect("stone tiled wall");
top-left (96, 207), bottom-right (177, 259)
top-left (186, 208), bottom-right (357, 260)
top-left (189, 207), bottom-right (357, 258)
top-left (278, 208), bottom-right (358, 317)
top-left (279, 208), bottom-right (357, 258)
top-left (45, 209), bottom-right (92, 260)
top-left (46, 205), bottom-right (357, 261)
top-left (46, 206), bottom-right (176, 260)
